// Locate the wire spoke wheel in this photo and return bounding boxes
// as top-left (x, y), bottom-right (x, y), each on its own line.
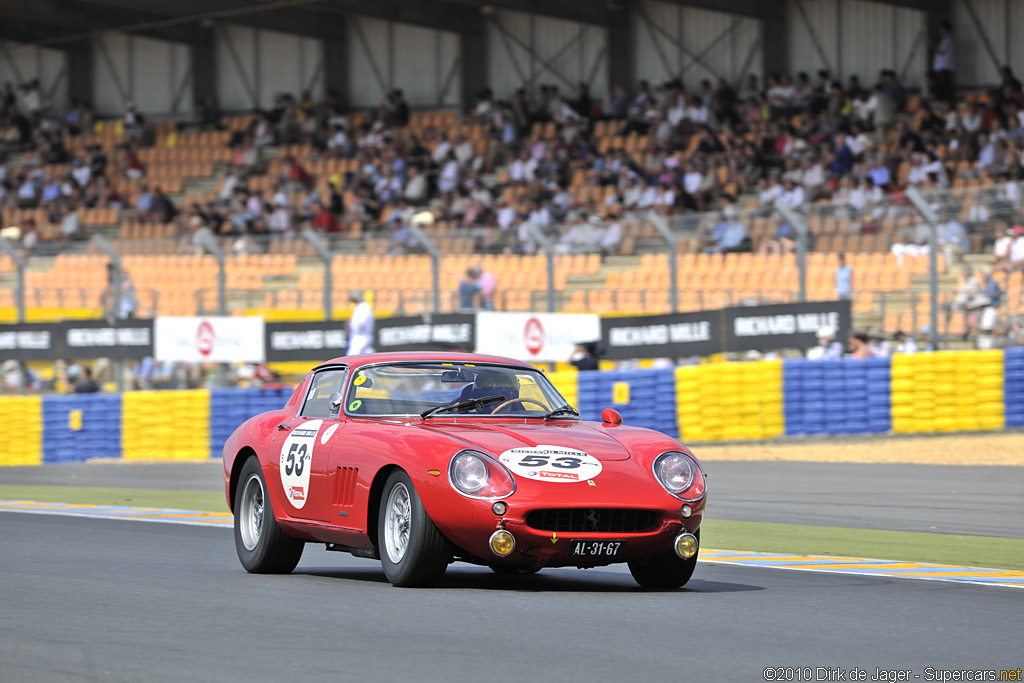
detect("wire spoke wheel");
top-left (384, 483), bottom-right (412, 564)
top-left (232, 456), bottom-right (304, 574)
top-left (238, 473), bottom-right (264, 552)
top-left (377, 471), bottom-right (450, 587)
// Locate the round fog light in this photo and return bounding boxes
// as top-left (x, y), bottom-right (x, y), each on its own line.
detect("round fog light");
top-left (674, 532), bottom-right (698, 559)
top-left (489, 529), bottom-right (516, 557)
top-left (681, 504), bottom-right (691, 518)
top-left (492, 501), bottom-right (507, 516)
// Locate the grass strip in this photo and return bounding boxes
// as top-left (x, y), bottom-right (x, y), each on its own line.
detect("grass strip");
top-left (0, 485), bottom-right (226, 513)
top-left (702, 519), bottom-right (1024, 571)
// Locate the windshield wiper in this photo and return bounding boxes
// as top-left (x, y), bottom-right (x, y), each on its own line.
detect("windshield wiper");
top-left (420, 395), bottom-right (507, 419)
top-left (542, 404), bottom-right (580, 420)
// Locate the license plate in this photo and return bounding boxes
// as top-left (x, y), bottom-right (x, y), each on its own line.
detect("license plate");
top-left (568, 540), bottom-right (627, 558)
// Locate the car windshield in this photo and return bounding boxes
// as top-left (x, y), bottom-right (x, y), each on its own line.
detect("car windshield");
top-left (343, 362), bottom-right (573, 418)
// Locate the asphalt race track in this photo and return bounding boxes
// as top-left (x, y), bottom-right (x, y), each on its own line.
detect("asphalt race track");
top-left (0, 512), bottom-right (1020, 683)
top-left (4, 459), bottom-right (1023, 538)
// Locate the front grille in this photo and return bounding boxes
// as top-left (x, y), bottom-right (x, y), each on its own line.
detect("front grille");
top-left (525, 509), bottom-right (659, 534)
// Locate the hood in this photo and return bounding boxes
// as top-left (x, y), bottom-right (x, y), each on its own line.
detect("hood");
top-left (413, 420), bottom-right (632, 461)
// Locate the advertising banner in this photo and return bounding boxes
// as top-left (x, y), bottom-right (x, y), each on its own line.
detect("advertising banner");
top-left (723, 300), bottom-right (852, 352)
top-left (600, 311), bottom-right (722, 359)
top-left (155, 317), bottom-right (265, 362)
top-left (0, 323), bottom-right (60, 361)
top-left (265, 322), bottom-right (347, 362)
top-left (61, 319), bottom-right (154, 359)
top-left (475, 312), bottom-right (600, 362)
top-left (376, 314), bottom-right (476, 352)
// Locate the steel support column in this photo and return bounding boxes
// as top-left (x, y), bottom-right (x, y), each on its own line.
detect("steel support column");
top-left (323, 22), bottom-right (348, 111)
top-left (459, 29), bottom-right (486, 113)
top-left (190, 25), bottom-right (215, 109)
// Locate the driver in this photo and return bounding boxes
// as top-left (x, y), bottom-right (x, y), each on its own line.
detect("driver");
top-left (459, 369), bottom-right (519, 410)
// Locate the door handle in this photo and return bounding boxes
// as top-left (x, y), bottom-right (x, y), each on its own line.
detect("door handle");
top-left (277, 422), bottom-right (292, 431)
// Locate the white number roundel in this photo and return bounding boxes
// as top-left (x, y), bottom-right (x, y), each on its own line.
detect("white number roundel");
top-left (498, 445), bottom-right (602, 484)
top-left (279, 420), bottom-right (321, 509)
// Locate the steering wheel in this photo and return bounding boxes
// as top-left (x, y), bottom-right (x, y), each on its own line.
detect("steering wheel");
top-left (490, 398), bottom-right (548, 414)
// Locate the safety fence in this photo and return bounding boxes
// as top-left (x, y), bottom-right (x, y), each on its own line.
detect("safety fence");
top-left (0, 348), bottom-right (1020, 466)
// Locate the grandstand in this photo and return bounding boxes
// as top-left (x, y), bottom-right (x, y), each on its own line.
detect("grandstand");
top-left (2, 0), bottom-right (1024, 354)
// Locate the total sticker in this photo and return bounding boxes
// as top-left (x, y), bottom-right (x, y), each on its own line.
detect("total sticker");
top-left (279, 419), bottom-right (322, 509)
top-left (320, 423), bottom-right (339, 445)
top-left (498, 445), bottom-right (602, 484)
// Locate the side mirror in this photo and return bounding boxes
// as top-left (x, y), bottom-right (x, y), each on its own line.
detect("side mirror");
top-left (601, 408), bottom-right (623, 426)
top-left (329, 392), bottom-right (343, 412)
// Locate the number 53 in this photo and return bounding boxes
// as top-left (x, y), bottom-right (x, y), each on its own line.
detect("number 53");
top-left (517, 454), bottom-right (581, 469)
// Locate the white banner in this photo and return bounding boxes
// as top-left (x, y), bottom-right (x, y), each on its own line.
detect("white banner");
top-left (475, 312), bottom-right (600, 362)
top-left (155, 317), bottom-right (265, 362)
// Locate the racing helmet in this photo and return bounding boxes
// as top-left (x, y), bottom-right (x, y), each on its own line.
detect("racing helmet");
top-left (469, 369), bottom-right (519, 401)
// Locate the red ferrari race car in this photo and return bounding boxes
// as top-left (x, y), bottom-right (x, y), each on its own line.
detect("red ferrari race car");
top-left (222, 352), bottom-right (706, 588)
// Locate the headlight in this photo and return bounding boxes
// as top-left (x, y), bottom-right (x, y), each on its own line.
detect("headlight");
top-left (451, 452), bottom-right (488, 493)
top-left (448, 450), bottom-right (515, 499)
top-left (652, 451), bottom-right (705, 501)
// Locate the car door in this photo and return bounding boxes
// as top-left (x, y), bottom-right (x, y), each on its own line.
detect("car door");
top-left (277, 366), bottom-right (348, 523)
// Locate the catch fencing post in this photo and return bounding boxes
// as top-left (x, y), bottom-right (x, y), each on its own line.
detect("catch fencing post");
top-left (773, 202), bottom-right (809, 303)
top-left (647, 212), bottom-right (679, 313)
top-left (0, 238), bottom-right (26, 322)
top-left (196, 232), bottom-right (227, 315)
top-left (522, 223), bottom-right (557, 313)
top-left (90, 235), bottom-right (125, 391)
top-left (407, 222), bottom-right (441, 313)
top-left (302, 228), bottom-right (334, 320)
top-left (195, 232), bottom-right (229, 385)
top-left (904, 187), bottom-right (941, 351)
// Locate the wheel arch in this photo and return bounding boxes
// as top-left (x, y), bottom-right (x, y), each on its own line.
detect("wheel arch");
top-left (229, 447), bottom-right (259, 513)
top-left (366, 464), bottom-right (405, 549)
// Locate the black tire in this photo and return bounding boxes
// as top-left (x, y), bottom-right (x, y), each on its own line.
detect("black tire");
top-left (628, 529), bottom-right (699, 589)
top-left (377, 470), bottom-right (450, 587)
top-left (233, 456), bottom-right (304, 574)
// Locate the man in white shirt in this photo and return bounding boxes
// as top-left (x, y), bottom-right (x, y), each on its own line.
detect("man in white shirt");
top-left (993, 226), bottom-right (1015, 268)
top-left (601, 217), bottom-right (623, 255)
top-left (346, 291), bottom-right (375, 355)
top-left (403, 166), bottom-right (428, 204)
top-left (71, 161), bottom-right (91, 188)
top-left (61, 207), bottom-right (83, 240)
top-left (1003, 176), bottom-right (1022, 211)
top-left (807, 326), bottom-right (844, 360)
top-left (454, 134), bottom-right (475, 166)
top-left (527, 201), bottom-right (551, 229)
top-left (758, 177), bottom-right (784, 206)
top-left (494, 197), bottom-right (516, 230)
top-left (636, 180), bottom-right (657, 210)
top-left (683, 163), bottom-right (702, 196)
top-left (779, 179), bottom-right (806, 210)
top-left (431, 134), bottom-right (453, 165)
top-left (893, 330), bottom-right (918, 355)
top-left (268, 200), bottom-right (292, 235)
top-left (666, 93), bottom-right (687, 127)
